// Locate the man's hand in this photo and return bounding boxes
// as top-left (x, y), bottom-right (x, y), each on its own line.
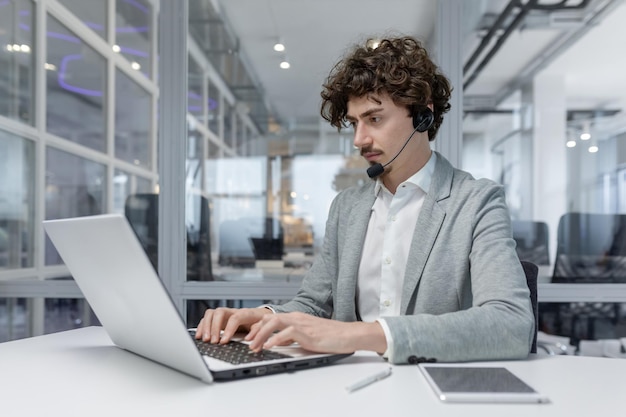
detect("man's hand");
top-left (195, 307), bottom-right (273, 344)
top-left (244, 312), bottom-right (387, 354)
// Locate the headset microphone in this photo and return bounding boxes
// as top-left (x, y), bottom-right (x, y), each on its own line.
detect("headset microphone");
top-left (366, 161), bottom-right (386, 178)
top-left (365, 108), bottom-right (434, 179)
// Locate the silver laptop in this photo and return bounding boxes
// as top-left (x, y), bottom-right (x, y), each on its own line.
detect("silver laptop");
top-left (43, 214), bottom-right (351, 383)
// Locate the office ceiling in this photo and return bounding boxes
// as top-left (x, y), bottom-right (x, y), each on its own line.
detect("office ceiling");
top-left (211, 0), bottom-right (437, 130)
top-left (195, 0), bottom-right (626, 141)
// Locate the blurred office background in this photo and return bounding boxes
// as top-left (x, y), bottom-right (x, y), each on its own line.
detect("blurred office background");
top-left (1, 0), bottom-right (626, 355)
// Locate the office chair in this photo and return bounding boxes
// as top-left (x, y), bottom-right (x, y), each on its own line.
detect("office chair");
top-left (550, 212), bottom-right (625, 344)
top-left (521, 260), bottom-right (538, 354)
top-left (512, 220), bottom-right (550, 266)
top-left (553, 212), bottom-right (626, 283)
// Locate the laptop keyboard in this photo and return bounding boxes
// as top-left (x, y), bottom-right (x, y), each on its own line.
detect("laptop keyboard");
top-left (194, 339), bottom-right (293, 365)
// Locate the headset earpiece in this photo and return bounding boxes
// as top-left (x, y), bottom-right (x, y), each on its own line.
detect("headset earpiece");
top-left (412, 108), bottom-right (435, 132)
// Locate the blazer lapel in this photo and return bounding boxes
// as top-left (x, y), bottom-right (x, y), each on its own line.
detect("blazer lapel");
top-left (401, 153), bottom-right (453, 313)
top-left (335, 185), bottom-right (376, 321)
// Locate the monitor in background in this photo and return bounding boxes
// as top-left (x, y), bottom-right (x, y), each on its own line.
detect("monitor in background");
top-left (218, 216), bottom-right (283, 267)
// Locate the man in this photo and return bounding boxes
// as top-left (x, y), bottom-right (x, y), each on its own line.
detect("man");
top-left (196, 35), bottom-right (534, 364)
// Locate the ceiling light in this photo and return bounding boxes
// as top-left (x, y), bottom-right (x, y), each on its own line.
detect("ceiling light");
top-left (6, 44), bottom-right (31, 53)
top-left (273, 42), bottom-right (285, 52)
top-left (279, 60), bottom-right (290, 69)
top-left (131, 62), bottom-right (141, 70)
top-left (112, 44), bottom-right (121, 53)
top-left (588, 145), bottom-right (599, 153)
top-left (580, 120), bottom-right (591, 140)
top-left (44, 63), bottom-right (57, 71)
top-left (566, 140), bottom-right (576, 148)
top-left (366, 39), bottom-right (381, 49)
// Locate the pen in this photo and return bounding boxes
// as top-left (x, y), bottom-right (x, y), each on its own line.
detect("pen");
top-left (346, 367), bottom-right (392, 393)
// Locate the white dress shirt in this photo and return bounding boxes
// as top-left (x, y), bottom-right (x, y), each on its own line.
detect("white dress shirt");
top-left (357, 152), bottom-right (436, 356)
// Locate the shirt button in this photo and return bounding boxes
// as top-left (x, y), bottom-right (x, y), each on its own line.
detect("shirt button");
top-left (390, 215), bottom-right (396, 221)
top-left (385, 257), bottom-right (391, 264)
top-left (383, 300), bottom-right (391, 307)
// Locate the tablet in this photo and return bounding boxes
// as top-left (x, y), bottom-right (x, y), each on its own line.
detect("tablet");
top-left (418, 364), bottom-right (550, 404)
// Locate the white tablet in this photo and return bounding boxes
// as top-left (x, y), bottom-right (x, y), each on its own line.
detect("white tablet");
top-left (418, 364), bottom-right (550, 404)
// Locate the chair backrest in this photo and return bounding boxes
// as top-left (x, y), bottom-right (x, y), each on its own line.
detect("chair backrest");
top-left (520, 260), bottom-right (538, 354)
top-left (511, 220), bottom-right (550, 265)
top-left (553, 212), bottom-right (626, 283)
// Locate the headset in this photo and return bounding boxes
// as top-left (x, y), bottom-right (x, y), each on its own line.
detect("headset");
top-left (412, 107), bottom-right (435, 132)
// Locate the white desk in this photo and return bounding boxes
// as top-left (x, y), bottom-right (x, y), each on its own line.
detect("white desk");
top-left (1, 327), bottom-right (625, 417)
top-left (214, 265), bottom-right (306, 282)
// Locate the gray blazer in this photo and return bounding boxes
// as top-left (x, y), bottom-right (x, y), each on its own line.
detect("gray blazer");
top-left (272, 152), bottom-right (535, 364)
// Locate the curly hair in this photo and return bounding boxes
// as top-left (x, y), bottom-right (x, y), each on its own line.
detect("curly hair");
top-left (320, 36), bottom-right (452, 141)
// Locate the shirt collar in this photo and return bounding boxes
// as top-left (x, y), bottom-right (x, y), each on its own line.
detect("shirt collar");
top-left (373, 151), bottom-right (437, 196)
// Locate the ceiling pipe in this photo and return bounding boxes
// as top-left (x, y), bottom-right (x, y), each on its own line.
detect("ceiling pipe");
top-left (532, 0), bottom-right (589, 10)
top-left (464, 0), bottom-right (539, 90)
top-left (493, 0), bottom-right (618, 107)
top-left (463, 0), bottom-right (519, 74)
top-left (463, 0), bottom-right (592, 90)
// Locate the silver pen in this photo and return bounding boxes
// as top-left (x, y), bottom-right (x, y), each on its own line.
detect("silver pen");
top-left (345, 367), bottom-right (392, 393)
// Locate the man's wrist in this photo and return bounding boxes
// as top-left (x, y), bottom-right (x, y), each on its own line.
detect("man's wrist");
top-left (350, 321), bottom-right (387, 354)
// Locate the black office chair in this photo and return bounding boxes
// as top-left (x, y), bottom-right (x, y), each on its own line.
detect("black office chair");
top-left (549, 212), bottom-right (625, 344)
top-left (553, 212), bottom-right (626, 283)
top-left (512, 220), bottom-right (550, 266)
top-left (521, 260), bottom-right (538, 354)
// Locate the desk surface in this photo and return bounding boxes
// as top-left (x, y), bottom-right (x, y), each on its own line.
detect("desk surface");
top-left (1, 327), bottom-right (625, 417)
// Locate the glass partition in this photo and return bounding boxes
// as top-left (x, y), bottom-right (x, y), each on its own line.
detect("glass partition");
top-left (0, 0), bottom-right (34, 125)
top-left (0, 0), bottom-right (159, 344)
top-left (114, 69), bottom-right (151, 168)
top-left (188, 55), bottom-right (205, 120)
top-left (115, 0), bottom-right (153, 79)
top-left (0, 297), bottom-right (100, 343)
top-left (57, 0), bottom-right (107, 41)
top-left (0, 130), bottom-right (35, 270)
top-left (45, 147), bottom-right (106, 265)
top-left (46, 14), bottom-right (106, 151)
top-left (44, 297), bottom-right (99, 334)
top-left (207, 157), bottom-right (267, 267)
top-left (207, 81), bottom-right (220, 135)
top-left (0, 297), bottom-right (28, 342)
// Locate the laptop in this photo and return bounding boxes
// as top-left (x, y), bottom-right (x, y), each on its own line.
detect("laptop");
top-left (43, 214), bottom-right (352, 384)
